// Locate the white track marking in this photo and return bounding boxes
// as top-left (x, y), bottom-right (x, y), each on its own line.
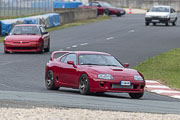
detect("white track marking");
top-left (66, 47), bottom-right (71, 49)
top-left (129, 30), bottom-right (135, 33)
top-left (59, 49), bottom-right (64, 51)
top-left (151, 90), bottom-right (180, 94)
top-left (72, 45), bottom-right (77, 48)
top-left (0, 83), bottom-right (10, 88)
top-left (80, 43), bottom-right (88, 46)
top-left (171, 95), bottom-right (180, 99)
top-left (145, 80), bottom-right (159, 83)
top-left (106, 37), bottom-right (114, 40)
top-left (146, 85), bottom-right (169, 88)
top-left (0, 61), bottom-right (20, 66)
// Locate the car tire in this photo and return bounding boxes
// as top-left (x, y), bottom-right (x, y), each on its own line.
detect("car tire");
top-left (116, 13), bottom-right (121, 17)
top-left (145, 22), bottom-right (149, 26)
top-left (153, 23), bottom-right (156, 26)
top-left (44, 39), bottom-right (50, 52)
top-left (39, 41), bottom-right (44, 53)
top-left (45, 70), bottom-right (59, 90)
top-left (172, 18), bottom-right (177, 26)
top-left (4, 49), bottom-right (9, 54)
top-left (79, 74), bottom-right (90, 95)
top-left (129, 92), bottom-right (144, 99)
top-left (104, 9), bottom-right (110, 16)
top-left (165, 22), bottom-right (169, 26)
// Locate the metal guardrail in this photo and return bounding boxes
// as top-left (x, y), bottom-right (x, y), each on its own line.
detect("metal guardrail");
top-left (0, 0), bottom-right (54, 17)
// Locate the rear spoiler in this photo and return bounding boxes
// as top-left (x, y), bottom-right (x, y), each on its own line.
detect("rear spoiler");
top-left (50, 51), bottom-right (70, 61)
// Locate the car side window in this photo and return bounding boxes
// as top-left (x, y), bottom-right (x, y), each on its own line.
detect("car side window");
top-left (173, 9), bottom-right (176, 13)
top-left (40, 26), bottom-right (46, 33)
top-left (91, 2), bottom-right (100, 7)
top-left (170, 8), bottom-right (174, 13)
top-left (60, 55), bottom-right (67, 63)
top-left (63, 54), bottom-right (77, 65)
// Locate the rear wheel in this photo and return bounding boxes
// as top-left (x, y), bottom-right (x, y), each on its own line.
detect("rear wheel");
top-left (45, 70), bottom-right (59, 90)
top-left (129, 93), bottom-right (144, 99)
top-left (79, 74), bottom-right (90, 95)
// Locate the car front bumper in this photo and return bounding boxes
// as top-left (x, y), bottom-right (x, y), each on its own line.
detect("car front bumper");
top-left (4, 42), bottom-right (41, 52)
top-left (145, 17), bottom-right (170, 23)
top-left (89, 78), bottom-right (145, 93)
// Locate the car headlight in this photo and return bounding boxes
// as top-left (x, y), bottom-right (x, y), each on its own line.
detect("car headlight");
top-left (145, 15), bottom-right (151, 18)
top-left (161, 15), bottom-right (169, 18)
top-left (134, 75), bottom-right (144, 81)
top-left (98, 74), bottom-right (114, 80)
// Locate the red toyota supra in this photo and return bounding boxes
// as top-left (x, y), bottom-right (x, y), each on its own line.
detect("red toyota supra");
top-left (4, 24), bottom-right (50, 53)
top-left (45, 51), bottom-right (145, 99)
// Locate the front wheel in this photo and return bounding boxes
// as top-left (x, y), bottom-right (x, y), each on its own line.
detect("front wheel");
top-left (145, 22), bottom-right (149, 26)
top-left (104, 9), bottom-right (110, 16)
top-left (79, 74), bottom-right (90, 95)
top-left (44, 39), bottom-right (50, 52)
top-left (45, 70), bottom-right (59, 90)
top-left (129, 93), bottom-right (144, 99)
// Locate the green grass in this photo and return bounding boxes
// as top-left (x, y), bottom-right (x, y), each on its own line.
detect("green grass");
top-left (0, 16), bottom-right (110, 43)
top-left (0, 36), bottom-right (4, 43)
top-left (134, 48), bottom-right (180, 89)
top-left (46, 16), bottom-right (110, 32)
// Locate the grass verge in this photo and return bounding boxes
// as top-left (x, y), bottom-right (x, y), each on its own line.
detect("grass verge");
top-left (134, 48), bottom-right (180, 89)
top-left (0, 16), bottom-right (110, 43)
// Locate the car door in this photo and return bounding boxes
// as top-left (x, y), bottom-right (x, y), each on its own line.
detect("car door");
top-left (40, 26), bottom-right (49, 48)
top-left (170, 8), bottom-right (177, 22)
top-left (60, 53), bottom-right (78, 87)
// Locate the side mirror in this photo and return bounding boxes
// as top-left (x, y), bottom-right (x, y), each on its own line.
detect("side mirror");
top-left (124, 63), bottom-right (129, 68)
top-left (67, 61), bottom-right (77, 68)
top-left (147, 9), bottom-right (149, 12)
top-left (43, 32), bottom-right (48, 35)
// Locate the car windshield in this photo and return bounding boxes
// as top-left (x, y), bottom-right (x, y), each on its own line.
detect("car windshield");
top-left (150, 7), bottom-right (170, 12)
top-left (100, 2), bottom-right (113, 8)
top-left (78, 54), bottom-right (123, 67)
top-left (10, 26), bottom-right (41, 35)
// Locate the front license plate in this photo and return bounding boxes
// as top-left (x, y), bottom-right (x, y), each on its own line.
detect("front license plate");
top-left (120, 81), bottom-right (131, 86)
top-left (152, 20), bottom-right (159, 22)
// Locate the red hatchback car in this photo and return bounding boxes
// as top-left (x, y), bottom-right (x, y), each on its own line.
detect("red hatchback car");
top-left (45, 51), bottom-right (145, 99)
top-left (4, 24), bottom-right (50, 53)
top-left (79, 1), bottom-right (126, 16)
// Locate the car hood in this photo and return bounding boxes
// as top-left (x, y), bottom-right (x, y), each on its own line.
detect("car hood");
top-left (146, 12), bottom-right (169, 16)
top-left (87, 66), bottom-right (139, 77)
top-left (5, 35), bottom-right (42, 42)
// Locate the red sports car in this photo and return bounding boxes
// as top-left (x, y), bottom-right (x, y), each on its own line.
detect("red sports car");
top-left (4, 24), bottom-right (50, 53)
top-left (45, 51), bottom-right (145, 99)
top-left (79, 1), bottom-right (126, 16)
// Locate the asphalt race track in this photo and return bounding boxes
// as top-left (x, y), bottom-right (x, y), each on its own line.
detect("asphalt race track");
top-left (0, 14), bottom-right (180, 114)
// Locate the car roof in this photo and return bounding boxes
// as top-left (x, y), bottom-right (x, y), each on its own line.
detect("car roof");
top-left (69, 51), bottom-right (111, 55)
top-left (15, 24), bottom-right (41, 27)
top-left (152, 5), bottom-right (171, 8)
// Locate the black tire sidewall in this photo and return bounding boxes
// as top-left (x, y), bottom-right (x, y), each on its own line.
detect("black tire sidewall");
top-left (79, 74), bottom-right (90, 95)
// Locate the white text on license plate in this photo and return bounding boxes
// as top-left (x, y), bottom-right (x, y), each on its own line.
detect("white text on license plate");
top-left (120, 81), bottom-right (131, 86)
top-left (152, 20), bottom-right (159, 22)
